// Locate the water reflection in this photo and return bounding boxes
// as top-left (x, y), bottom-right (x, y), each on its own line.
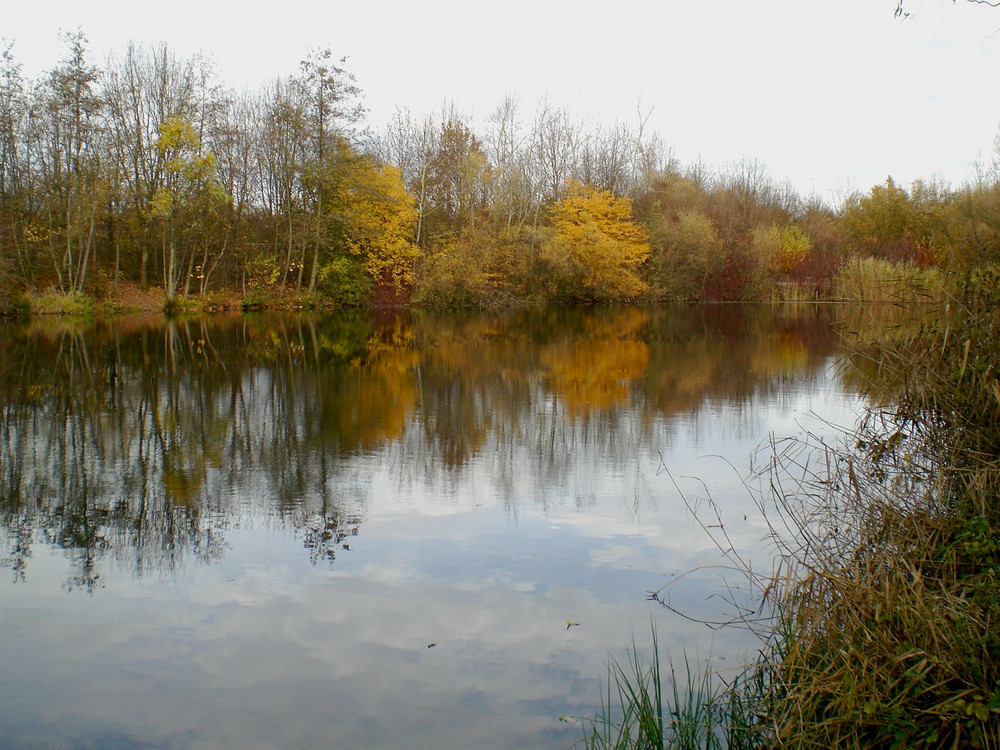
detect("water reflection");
top-left (0, 305), bottom-right (846, 587)
top-left (0, 304), bottom-right (859, 749)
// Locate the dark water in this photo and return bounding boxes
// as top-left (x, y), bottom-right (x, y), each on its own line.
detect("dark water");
top-left (0, 304), bottom-right (863, 749)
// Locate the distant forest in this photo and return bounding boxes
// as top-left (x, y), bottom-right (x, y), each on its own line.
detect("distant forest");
top-left (1, 32), bottom-right (999, 312)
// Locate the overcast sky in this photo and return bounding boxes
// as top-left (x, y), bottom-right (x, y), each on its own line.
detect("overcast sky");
top-left (4, 0), bottom-right (1000, 202)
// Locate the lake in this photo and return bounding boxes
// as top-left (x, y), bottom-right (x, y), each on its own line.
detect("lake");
top-left (0, 304), bottom-right (864, 749)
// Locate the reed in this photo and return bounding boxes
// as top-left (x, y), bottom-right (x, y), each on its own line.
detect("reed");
top-left (590, 271), bottom-right (1000, 748)
top-left (750, 274), bottom-right (1000, 748)
top-left (582, 629), bottom-right (741, 750)
top-left (832, 256), bottom-right (946, 304)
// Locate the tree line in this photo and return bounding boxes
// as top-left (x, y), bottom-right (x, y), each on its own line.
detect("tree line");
top-left (1, 32), bottom-right (999, 312)
top-left (0, 33), bottom-right (418, 310)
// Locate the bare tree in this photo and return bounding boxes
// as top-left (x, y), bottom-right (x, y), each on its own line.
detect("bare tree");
top-left (530, 101), bottom-right (580, 202)
top-left (104, 42), bottom-right (197, 286)
top-left (33, 29), bottom-right (103, 294)
top-left (0, 41), bottom-right (30, 278)
top-left (298, 48), bottom-right (362, 291)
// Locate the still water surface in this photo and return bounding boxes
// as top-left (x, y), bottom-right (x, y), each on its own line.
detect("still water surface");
top-left (0, 305), bottom-right (864, 749)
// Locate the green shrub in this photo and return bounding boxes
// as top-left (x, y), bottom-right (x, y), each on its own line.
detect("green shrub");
top-left (20, 289), bottom-right (94, 317)
top-left (317, 255), bottom-right (373, 307)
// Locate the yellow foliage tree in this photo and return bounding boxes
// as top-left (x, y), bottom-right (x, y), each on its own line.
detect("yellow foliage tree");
top-left (152, 116), bottom-right (230, 299)
top-left (342, 160), bottom-right (420, 290)
top-left (542, 181), bottom-right (650, 301)
top-left (752, 222), bottom-right (812, 275)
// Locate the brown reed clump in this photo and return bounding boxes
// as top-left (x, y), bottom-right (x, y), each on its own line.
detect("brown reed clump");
top-left (752, 271), bottom-right (1000, 749)
top-left (831, 256), bottom-right (947, 305)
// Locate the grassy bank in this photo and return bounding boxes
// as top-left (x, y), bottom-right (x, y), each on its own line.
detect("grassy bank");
top-left (10, 283), bottom-right (351, 318)
top-left (7, 255), bottom-right (953, 319)
top-left (586, 271), bottom-right (1000, 748)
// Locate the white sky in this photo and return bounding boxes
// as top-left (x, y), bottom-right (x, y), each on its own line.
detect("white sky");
top-left (4, 0), bottom-right (1000, 203)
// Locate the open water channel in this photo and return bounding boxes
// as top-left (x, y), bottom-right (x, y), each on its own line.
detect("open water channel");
top-left (0, 304), bottom-right (866, 749)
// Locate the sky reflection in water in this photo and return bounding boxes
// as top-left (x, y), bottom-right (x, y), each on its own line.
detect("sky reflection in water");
top-left (0, 305), bottom-right (864, 749)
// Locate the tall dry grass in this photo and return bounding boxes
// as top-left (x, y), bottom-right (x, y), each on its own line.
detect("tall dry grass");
top-left (744, 275), bottom-right (1000, 748)
top-left (594, 272), bottom-right (1000, 749)
top-left (832, 256), bottom-right (947, 304)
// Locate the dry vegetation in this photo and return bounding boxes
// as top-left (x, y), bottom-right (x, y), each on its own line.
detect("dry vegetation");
top-left (587, 275), bottom-right (1000, 749)
top-left (731, 278), bottom-right (1000, 748)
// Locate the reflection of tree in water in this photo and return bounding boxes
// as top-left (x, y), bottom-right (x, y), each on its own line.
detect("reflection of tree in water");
top-left (540, 307), bottom-right (650, 417)
top-left (301, 508), bottom-right (361, 565)
top-left (0, 305), bottom-right (850, 586)
top-left (0, 313), bottom-right (392, 588)
top-left (630, 304), bottom-right (841, 427)
top-left (408, 304), bottom-right (843, 487)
